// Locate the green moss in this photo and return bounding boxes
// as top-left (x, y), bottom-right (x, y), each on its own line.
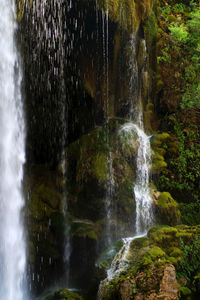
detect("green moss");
top-left (42, 289), bottom-right (83, 300)
top-left (28, 192), bottom-right (55, 220)
top-left (96, 239), bottom-right (124, 270)
top-left (148, 226), bottom-right (178, 248)
top-left (151, 133), bottom-right (170, 174)
top-left (152, 153), bottom-right (167, 173)
top-left (144, 102), bottom-right (154, 133)
top-left (99, 225), bottom-right (200, 299)
top-left (131, 237), bottom-right (149, 249)
top-left (118, 125), bottom-right (139, 158)
top-left (179, 286), bottom-right (192, 296)
top-left (27, 182), bottom-right (62, 220)
top-left (158, 192), bottom-right (178, 209)
top-left (98, 0), bottom-right (154, 33)
top-left (142, 246), bottom-right (166, 266)
top-left (91, 153), bottom-right (107, 183)
top-left (155, 192), bottom-right (181, 226)
top-left (15, 0), bottom-right (33, 22)
top-left (67, 118), bottom-right (138, 228)
top-left (71, 219), bottom-right (98, 240)
top-left (54, 289), bottom-right (83, 299)
top-left (115, 180), bottom-right (135, 216)
top-left (144, 9), bottom-right (158, 53)
top-left (97, 0), bottom-right (137, 32)
top-left (168, 247), bottom-right (183, 257)
top-left (36, 184), bottom-right (60, 209)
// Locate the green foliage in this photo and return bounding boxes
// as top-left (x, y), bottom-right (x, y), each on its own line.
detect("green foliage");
top-left (169, 23), bottom-right (189, 43)
top-left (41, 289), bottom-right (83, 300)
top-left (159, 1), bottom-right (200, 108)
top-left (158, 121), bottom-right (200, 202)
top-left (179, 202), bottom-right (200, 226)
top-left (177, 234), bottom-right (200, 283)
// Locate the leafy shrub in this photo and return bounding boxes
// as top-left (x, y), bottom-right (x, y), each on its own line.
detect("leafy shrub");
top-left (159, 1), bottom-right (200, 108)
top-left (177, 234), bottom-right (200, 282)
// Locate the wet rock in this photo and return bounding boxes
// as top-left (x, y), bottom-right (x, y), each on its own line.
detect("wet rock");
top-left (97, 0), bottom-right (154, 33)
top-left (24, 164), bottom-right (66, 296)
top-left (98, 225), bottom-right (200, 300)
top-left (158, 264), bottom-right (179, 300)
top-left (153, 191), bottom-right (181, 226)
top-left (66, 118), bottom-right (138, 239)
top-left (41, 288), bottom-right (83, 300)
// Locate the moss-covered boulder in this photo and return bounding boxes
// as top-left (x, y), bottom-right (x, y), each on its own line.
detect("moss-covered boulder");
top-left (98, 225), bottom-right (200, 300)
top-left (41, 288), bottom-right (83, 300)
top-left (96, 239), bottom-right (124, 271)
top-left (151, 133), bottom-right (170, 174)
top-left (154, 191), bottom-right (181, 226)
top-left (24, 164), bottom-right (66, 295)
top-left (66, 118), bottom-right (138, 239)
top-left (65, 118), bottom-right (139, 290)
top-left (98, 0), bottom-right (154, 32)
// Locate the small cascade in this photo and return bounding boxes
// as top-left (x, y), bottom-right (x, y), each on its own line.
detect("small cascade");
top-left (99, 121), bottom-right (153, 287)
top-left (119, 123), bottom-right (153, 234)
top-left (0, 1), bottom-right (26, 299)
top-left (24, 0), bottom-right (72, 291)
top-left (101, 8), bottom-right (115, 247)
top-left (105, 151), bottom-right (115, 245)
top-left (127, 35), bottom-right (139, 121)
top-left (98, 30), bottom-right (154, 299)
top-left (107, 234), bottom-right (145, 280)
top-left (134, 126), bottom-right (153, 234)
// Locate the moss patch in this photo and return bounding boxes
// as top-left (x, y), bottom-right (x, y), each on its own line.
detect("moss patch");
top-left (99, 226), bottom-right (200, 299)
top-left (41, 288), bottom-right (83, 300)
top-left (97, 0), bottom-right (154, 33)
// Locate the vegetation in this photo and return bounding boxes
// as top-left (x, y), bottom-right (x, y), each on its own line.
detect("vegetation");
top-left (158, 122), bottom-right (200, 201)
top-left (177, 235), bottom-right (200, 283)
top-left (42, 289), bottom-right (83, 300)
top-left (158, 0), bottom-right (200, 109)
top-left (98, 226), bottom-right (200, 299)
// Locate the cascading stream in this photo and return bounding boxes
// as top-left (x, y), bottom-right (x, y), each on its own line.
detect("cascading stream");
top-left (120, 123), bottom-right (153, 235)
top-left (0, 1), bottom-right (26, 299)
top-left (98, 34), bottom-right (154, 296)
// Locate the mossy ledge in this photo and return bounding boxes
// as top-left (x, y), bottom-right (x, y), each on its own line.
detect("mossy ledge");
top-left (97, 0), bottom-right (154, 33)
top-left (39, 288), bottom-right (83, 300)
top-left (98, 225), bottom-right (200, 300)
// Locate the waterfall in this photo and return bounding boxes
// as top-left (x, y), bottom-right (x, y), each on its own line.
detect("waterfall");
top-left (101, 122), bottom-right (153, 284)
top-left (98, 34), bottom-right (154, 294)
top-left (134, 126), bottom-right (153, 233)
top-left (0, 1), bottom-right (26, 299)
top-left (119, 123), bottom-right (153, 234)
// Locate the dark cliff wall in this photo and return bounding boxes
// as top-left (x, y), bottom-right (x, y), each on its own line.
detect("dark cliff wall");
top-left (16, 0), bottom-right (200, 298)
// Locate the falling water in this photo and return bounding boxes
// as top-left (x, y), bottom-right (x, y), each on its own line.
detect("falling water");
top-left (120, 123), bottom-right (153, 234)
top-left (107, 233), bottom-right (145, 280)
top-left (100, 7), bottom-right (115, 246)
top-left (105, 151), bottom-right (115, 245)
top-left (25, 0), bottom-right (72, 289)
top-left (98, 34), bottom-right (153, 297)
top-left (0, 1), bottom-right (26, 299)
top-left (134, 125), bottom-right (153, 233)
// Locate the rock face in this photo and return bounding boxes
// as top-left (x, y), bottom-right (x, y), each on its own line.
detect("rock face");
top-left (17, 0), bottom-right (157, 295)
top-left (40, 288), bottom-right (83, 300)
top-left (98, 226), bottom-right (200, 300)
top-left (153, 191), bottom-right (181, 226)
top-left (15, 0), bottom-right (200, 299)
top-left (97, 0), bottom-right (154, 32)
top-left (24, 165), bottom-right (66, 294)
top-left (114, 264), bottom-right (178, 300)
top-left (158, 265), bottom-right (179, 300)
